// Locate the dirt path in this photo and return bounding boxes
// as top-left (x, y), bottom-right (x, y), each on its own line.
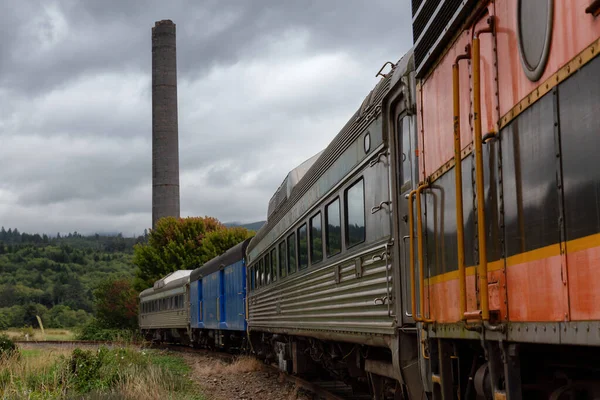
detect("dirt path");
top-left (181, 352), bottom-right (314, 400)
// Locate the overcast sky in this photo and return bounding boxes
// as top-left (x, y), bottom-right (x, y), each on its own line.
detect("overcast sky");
top-left (0, 0), bottom-right (413, 236)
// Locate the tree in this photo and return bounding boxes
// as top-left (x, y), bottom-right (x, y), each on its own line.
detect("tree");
top-left (133, 217), bottom-right (253, 291)
top-left (93, 278), bottom-right (138, 330)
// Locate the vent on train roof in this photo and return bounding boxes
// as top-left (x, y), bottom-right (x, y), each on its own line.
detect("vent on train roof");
top-left (411, 0), bottom-right (477, 77)
top-left (266, 151), bottom-right (323, 219)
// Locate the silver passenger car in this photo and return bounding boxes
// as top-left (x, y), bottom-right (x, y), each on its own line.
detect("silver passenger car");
top-left (139, 270), bottom-right (191, 343)
top-left (246, 50), bottom-right (423, 398)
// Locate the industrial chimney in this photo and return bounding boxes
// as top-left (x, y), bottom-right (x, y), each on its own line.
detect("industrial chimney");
top-left (151, 20), bottom-right (180, 228)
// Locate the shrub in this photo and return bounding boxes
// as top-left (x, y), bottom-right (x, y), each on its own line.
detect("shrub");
top-left (0, 334), bottom-right (17, 358)
top-left (76, 318), bottom-right (138, 342)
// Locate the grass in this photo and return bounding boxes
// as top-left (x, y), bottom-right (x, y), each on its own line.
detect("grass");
top-left (0, 345), bottom-right (204, 400)
top-left (1, 328), bottom-right (76, 341)
top-left (193, 355), bottom-right (264, 377)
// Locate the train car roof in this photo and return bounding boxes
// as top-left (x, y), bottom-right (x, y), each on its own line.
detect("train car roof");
top-left (190, 237), bottom-right (252, 282)
top-left (247, 50), bottom-right (415, 256)
top-left (139, 271), bottom-right (191, 298)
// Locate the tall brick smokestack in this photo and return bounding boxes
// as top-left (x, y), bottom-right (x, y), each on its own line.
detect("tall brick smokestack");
top-left (152, 20), bottom-right (180, 229)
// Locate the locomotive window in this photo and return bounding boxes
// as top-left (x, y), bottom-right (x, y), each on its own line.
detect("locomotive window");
top-left (399, 115), bottom-right (413, 190)
top-left (271, 248), bottom-right (277, 283)
top-left (345, 179), bottom-right (366, 248)
top-left (326, 198), bottom-right (342, 256)
top-left (298, 224), bottom-right (308, 270)
top-left (279, 241), bottom-right (287, 279)
top-left (310, 213), bottom-right (323, 264)
top-left (265, 253), bottom-right (271, 285)
top-left (287, 232), bottom-right (297, 274)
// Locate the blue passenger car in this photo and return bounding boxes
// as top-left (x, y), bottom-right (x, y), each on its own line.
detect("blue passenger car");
top-left (189, 238), bottom-right (251, 349)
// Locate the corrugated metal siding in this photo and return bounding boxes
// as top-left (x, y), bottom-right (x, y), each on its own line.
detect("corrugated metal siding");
top-left (139, 310), bottom-right (189, 329)
top-left (190, 280), bottom-right (199, 328)
top-left (139, 290), bottom-right (190, 330)
top-left (224, 261), bottom-right (246, 331)
top-left (248, 244), bottom-right (395, 338)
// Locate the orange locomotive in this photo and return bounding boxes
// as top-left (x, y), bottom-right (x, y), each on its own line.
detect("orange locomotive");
top-left (411, 0), bottom-right (600, 398)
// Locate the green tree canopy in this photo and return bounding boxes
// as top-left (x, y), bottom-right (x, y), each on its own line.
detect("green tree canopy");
top-left (133, 217), bottom-right (254, 291)
top-left (94, 278), bottom-right (138, 330)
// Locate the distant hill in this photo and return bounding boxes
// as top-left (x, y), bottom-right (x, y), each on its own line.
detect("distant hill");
top-left (224, 221), bottom-right (266, 232)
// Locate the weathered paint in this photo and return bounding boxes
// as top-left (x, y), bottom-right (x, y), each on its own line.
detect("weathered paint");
top-left (495, 0), bottom-right (600, 118)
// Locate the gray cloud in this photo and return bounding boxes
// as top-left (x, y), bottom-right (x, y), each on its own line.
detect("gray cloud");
top-left (0, 0), bottom-right (413, 235)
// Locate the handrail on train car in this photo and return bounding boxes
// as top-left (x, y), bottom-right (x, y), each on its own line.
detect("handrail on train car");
top-left (416, 184), bottom-right (434, 323)
top-left (408, 189), bottom-right (432, 323)
top-left (471, 19), bottom-right (494, 322)
top-left (453, 45), bottom-right (471, 321)
top-left (407, 190), bottom-right (419, 321)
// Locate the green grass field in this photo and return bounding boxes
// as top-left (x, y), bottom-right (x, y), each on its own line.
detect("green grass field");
top-left (1, 327), bottom-right (76, 341)
top-left (0, 345), bottom-right (205, 399)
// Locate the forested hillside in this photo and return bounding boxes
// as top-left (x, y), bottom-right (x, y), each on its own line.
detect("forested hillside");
top-left (0, 228), bottom-right (145, 330)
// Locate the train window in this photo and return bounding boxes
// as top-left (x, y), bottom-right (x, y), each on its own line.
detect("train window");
top-left (279, 241), bottom-right (287, 279)
top-left (298, 224), bottom-right (308, 270)
top-left (174, 296), bottom-right (178, 309)
top-left (255, 264), bottom-right (260, 288)
top-left (287, 232), bottom-right (297, 274)
top-left (310, 212), bottom-right (323, 264)
top-left (250, 266), bottom-right (255, 290)
top-left (326, 198), bottom-right (342, 257)
top-left (265, 253), bottom-right (271, 284)
top-left (258, 258), bottom-right (265, 287)
top-left (271, 248), bottom-right (277, 283)
top-left (345, 178), bottom-right (365, 248)
top-left (399, 115), bottom-right (413, 189)
top-left (180, 295), bottom-right (184, 308)
top-left (256, 259), bottom-right (261, 288)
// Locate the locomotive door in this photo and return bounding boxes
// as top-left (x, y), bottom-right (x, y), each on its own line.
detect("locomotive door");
top-left (395, 107), bottom-right (418, 322)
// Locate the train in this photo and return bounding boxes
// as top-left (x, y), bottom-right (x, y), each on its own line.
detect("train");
top-left (139, 1), bottom-right (600, 399)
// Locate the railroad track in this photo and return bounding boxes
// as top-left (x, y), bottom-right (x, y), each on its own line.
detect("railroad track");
top-left (13, 340), bottom-right (368, 399)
